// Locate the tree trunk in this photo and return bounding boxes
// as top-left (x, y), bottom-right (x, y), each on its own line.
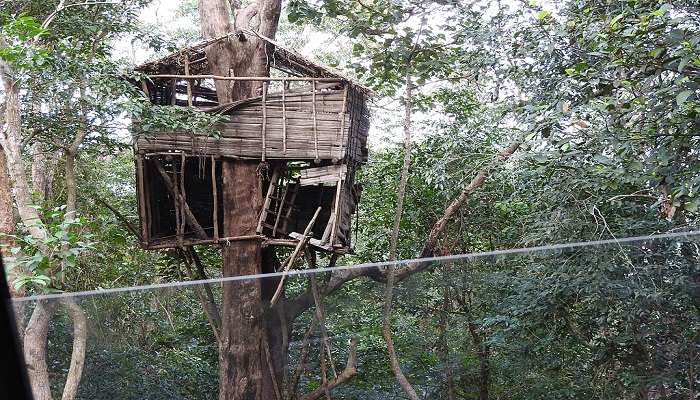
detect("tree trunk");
top-left (60, 298), bottom-right (87, 400)
top-left (0, 74), bottom-right (46, 241)
top-left (467, 321), bottom-right (490, 400)
top-left (0, 146), bottom-right (15, 239)
top-left (197, 1), bottom-right (282, 398)
top-left (383, 77), bottom-right (420, 400)
top-left (2, 36), bottom-right (87, 400)
top-left (24, 300), bottom-right (58, 400)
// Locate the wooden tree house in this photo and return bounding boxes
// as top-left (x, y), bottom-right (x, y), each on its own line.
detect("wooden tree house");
top-left (133, 31), bottom-right (370, 254)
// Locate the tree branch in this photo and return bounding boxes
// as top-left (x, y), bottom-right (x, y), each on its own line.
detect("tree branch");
top-left (94, 197), bottom-right (139, 239)
top-left (300, 337), bottom-right (359, 400)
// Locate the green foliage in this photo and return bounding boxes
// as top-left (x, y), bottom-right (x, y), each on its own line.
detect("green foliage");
top-left (4, 206), bottom-right (93, 292)
top-left (0, 13), bottom-right (49, 70)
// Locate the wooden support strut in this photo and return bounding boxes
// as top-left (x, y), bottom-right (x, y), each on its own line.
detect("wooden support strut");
top-left (211, 156), bottom-right (219, 241)
top-left (179, 153), bottom-right (187, 245)
top-left (282, 79), bottom-right (287, 154)
top-left (136, 155), bottom-right (148, 244)
top-left (147, 74), bottom-right (344, 82)
top-left (312, 80), bottom-right (319, 162)
top-left (270, 206), bottom-right (322, 306)
top-left (184, 56), bottom-right (193, 107)
top-left (173, 160), bottom-right (182, 245)
top-left (337, 85), bottom-right (349, 161)
top-left (170, 78), bottom-right (177, 105)
top-left (329, 178), bottom-right (343, 247)
top-left (261, 81), bottom-right (267, 162)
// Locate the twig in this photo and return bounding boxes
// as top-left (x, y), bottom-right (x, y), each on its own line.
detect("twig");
top-left (300, 337), bottom-right (359, 400)
top-left (289, 318), bottom-right (318, 400)
top-left (94, 197), bottom-right (139, 239)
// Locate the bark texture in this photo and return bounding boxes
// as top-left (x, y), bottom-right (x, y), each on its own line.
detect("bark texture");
top-left (60, 298), bottom-right (87, 400)
top-left (23, 300), bottom-right (58, 400)
top-left (197, 3), bottom-right (282, 397)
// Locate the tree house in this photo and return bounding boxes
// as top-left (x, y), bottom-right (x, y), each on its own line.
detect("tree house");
top-left (132, 31), bottom-right (370, 254)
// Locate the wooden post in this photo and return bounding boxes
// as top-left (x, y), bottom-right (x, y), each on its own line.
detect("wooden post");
top-left (337, 85), bottom-right (349, 161)
top-left (211, 156), bottom-right (219, 242)
top-left (261, 82), bottom-right (268, 162)
top-left (180, 153), bottom-right (187, 242)
top-left (184, 57), bottom-right (193, 107)
top-left (312, 80), bottom-right (319, 162)
top-left (136, 154), bottom-right (148, 245)
top-left (170, 78), bottom-right (177, 105)
top-left (282, 79), bottom-right (287, 154)
top-left (172, 157), bottom-right (182, 245)
top-left (329, 179), bottom-right (343, 246)
top-left (140, 80), bottom-right (150, 100)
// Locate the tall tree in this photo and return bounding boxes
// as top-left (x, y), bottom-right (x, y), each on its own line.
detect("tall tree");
top-left (196, 1), bottom-right (282, 398)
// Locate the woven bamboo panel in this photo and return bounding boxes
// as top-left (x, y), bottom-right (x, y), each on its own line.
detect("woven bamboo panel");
top-left (135, 89), bottom-right (358, 161)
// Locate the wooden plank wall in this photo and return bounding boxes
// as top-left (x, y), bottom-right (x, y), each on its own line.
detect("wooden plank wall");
top-left (136, 88), bottom-right (353, 161)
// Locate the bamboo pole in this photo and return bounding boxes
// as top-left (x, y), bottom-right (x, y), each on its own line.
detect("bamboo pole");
top-left (261, 81), bottom-right (267, 162)
top-left (270, 206), bottom-right (322, 306)
top-left (136, 155), bottom-right (148, 244)
top-left (211, 156), bottom-right (219, 241)
top-left (337, 85), bottom-right (349, 161)
top-left (184, 57), bottom-right (193, 107)
top-left (180, 153), bottom-right (187, 243)
top-left (173, 159), bottom-right (183, 245)
top-left (170, 78), bottom-right (177, 105)
top-left (329, 179), bottom-right (343, 246)
top-left (312, 80), bottom-right (319, 162)
top-left (282, 79), bottom-right (287, 154)
top-left (148, 74), bottom-right (344, 82)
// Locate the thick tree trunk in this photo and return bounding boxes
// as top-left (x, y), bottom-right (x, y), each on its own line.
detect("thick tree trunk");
top-left (2, 37), bottom-right (87, 400)
top-left (24, 300), bottom-right (58, 400)
top-left (0, 147), bottom-right (15, 238)
top-left (197, 1), bottom-right (282, 398)
top-left (0, 76), bottom-right (46, 241)
top-left (60, 298), bottom-right (87, 400)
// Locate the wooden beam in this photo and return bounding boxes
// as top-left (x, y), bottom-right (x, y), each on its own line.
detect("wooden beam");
top-left (270, 207), bottom-right (322, 306)
top-left (312, 80), bottom-right (319, 162)
top-left (282, 79), bottom-right (287, 154)
top-left (211, 156), bottom-right (219, 241)
top-left (261, 81), bottom-right (267, 162)
top-left (184, 57), bottom-right (193, 107)
top-left (148, 74), bottom-right (344, 82)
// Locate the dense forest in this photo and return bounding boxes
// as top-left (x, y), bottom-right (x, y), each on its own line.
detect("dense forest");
top-left (1, 0), bottom-right (699, 399)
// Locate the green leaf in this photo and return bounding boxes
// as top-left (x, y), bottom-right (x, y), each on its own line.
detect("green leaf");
top-left (609, 13), bottom-right (624, 28)
top-left (536, 10), bottom-right (550, 21)
top-left (676, 90), bottom-right (694, 106)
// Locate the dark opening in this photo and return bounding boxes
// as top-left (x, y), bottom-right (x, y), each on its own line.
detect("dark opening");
top-left (143, 155), bottom-right (223, 245)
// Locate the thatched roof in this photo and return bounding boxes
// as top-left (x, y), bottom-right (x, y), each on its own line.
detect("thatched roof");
top-left (135, 30), bottom-right (371, 94)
